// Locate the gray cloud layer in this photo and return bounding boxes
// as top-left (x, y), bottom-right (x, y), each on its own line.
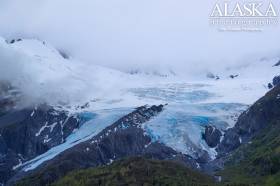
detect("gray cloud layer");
top-left (0, 0), bottom-right (280, 71)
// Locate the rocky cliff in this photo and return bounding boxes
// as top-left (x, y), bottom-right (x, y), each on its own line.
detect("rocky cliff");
top-left (208, 86), bottom-right (280, 185)
top-left (0, 98), bottom-right (83, 184)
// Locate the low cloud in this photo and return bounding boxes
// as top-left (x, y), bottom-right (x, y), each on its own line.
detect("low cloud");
top-left (0, 0), bottom-right (279, 72)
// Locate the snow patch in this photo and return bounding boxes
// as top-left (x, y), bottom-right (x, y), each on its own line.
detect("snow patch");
top-left (12, 159), bottom-right (23, 170)
top-left (35, 122), bottom-right (49, 137)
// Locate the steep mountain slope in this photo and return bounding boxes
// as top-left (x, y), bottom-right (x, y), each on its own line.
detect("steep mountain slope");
top-left (217, 85), bottom-right (280, 155)
top-left (0, 104), bottom-right (84, 183)
top-left (215, 86), bottom-right (280, 185)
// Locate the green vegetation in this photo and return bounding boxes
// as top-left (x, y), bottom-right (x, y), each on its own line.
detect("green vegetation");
top-left (52, 157), bottom-right (215, 186)
top-left (220, 120), bottom-right (280, 186)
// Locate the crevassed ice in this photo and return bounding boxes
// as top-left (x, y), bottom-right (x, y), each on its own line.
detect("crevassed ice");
top-left (142, 103), bottom-right (247, 159)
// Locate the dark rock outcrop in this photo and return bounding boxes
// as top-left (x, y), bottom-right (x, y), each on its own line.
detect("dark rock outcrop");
top-left (58, 49), bottom-right (70, 59)
top-left (273, 75), bottom-right (280, 87)
top-left (206, 72), bottom-right (220, 80)
top-left (267, 75), bottom-right (280, 89)
top-left (0, 82), bottom-right (20, 115)
top-left (273, 60), bottom-right (280, 66)
top-left (216, 128), bottom-right (240, 155)
top-left (11, 105), bottom-right (197, 185)
top-left (8, 39), bottom-right (22, 44)
top-left (203, 126), bottom-right (222, 148)
top-left (0, 105), bottom-right (82, 184)
top-left (229, 74), bottom-right (238, 79)
top-left (207, 72), bottom-right (216, 79)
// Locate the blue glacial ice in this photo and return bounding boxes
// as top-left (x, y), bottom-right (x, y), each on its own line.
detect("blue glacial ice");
top-left (131, 83), bottom-right (248, 159)
top-left (142, 103), bottom-right (246, 159)
top-left (77, 112), bottom-right (97, 123)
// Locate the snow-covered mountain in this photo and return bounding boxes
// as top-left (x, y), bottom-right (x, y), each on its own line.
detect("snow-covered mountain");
top-left (0, 37), bottom-right (279, 184)
top-left (1, 37), bottom-right (279, 108)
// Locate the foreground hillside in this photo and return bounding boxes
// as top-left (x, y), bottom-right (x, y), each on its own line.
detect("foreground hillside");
top-left (18, 157), bottom-right (215, 186)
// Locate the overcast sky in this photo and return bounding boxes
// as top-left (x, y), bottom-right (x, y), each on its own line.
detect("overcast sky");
top-left (0, 0), bottom-right (280, 71)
